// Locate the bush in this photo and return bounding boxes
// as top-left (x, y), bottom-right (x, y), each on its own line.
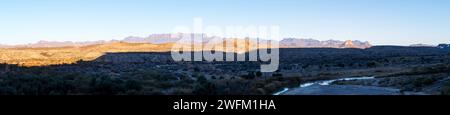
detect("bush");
top-left (413, 77), bottom-right (437, 87)
top-left (171, 88), bottom-right (193, 95)
top-left (337, 63), bottom-right (345, 68)
top-left (241, 72), bottom-right (256, 79)
top-left (0, 75), bottom-right (75, 95)
top-left (367, 61), bottom-right (379, 68)
top-left (197, 75), bottom-right (207, 83)
top-left (90, 76), bottom-right (126, 95)
top-left (192, 82), bottom-right (216, 95)
top-left (256, 71), bottom-right (262, 78)
top-left (272, 73), bottom-right (283, 77)
top-left (441, 82), bottom-right (450, 95)
top-left (125, 80), bottom-right (143, 91)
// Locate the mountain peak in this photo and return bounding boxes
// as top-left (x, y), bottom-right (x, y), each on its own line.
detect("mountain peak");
top-left (341, 40), bottom-right (356, 48)
top-left (438, 44), bottom-right (450, 50)
top-left (0, 34), bottom-right (372, 49)
top-left (280, 38), bottom-right (371, 49)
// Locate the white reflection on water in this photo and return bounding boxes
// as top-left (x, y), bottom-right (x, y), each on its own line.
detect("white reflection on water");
top-left (273, 76), bottom-right (375, 95)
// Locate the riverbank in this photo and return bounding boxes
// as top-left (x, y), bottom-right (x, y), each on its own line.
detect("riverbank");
top-left (274, 76), bottom-right (428, 95)
top-left (283, 85), bottom-right (401, 95)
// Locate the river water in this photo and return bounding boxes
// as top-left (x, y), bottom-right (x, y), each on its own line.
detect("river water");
top-left (273, 76), bottom-right (375, 95)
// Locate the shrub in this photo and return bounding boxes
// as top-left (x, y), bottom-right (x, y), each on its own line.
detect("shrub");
top-left (272, 73), bottom-right (283, 77)
top-left (197, 75), bottom-right (207, 83)
top-left (413, 77), bottom-right (437, 87)
top-left (241, 72), bottom-right (256, 79)
top-left (337, 63), bottom-right (345, 68)
top-left (441, 82), bottom-right (450, 95)
top-left (367, 61), bottom-right (379, 68)
top-left (125, 80), bottom-right (143, 91)
top-left (256, 71), bottom-right (263, 78)
top-left (192, 82), bottom-right (216, 95)
top-left (171, 88), bottom-right (193, 95)
top-left (90, 76), bottom-right (126, 95)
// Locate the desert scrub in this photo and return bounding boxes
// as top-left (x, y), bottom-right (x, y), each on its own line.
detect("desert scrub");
top-left (413, 77), bottom-right (438, 87)
top-left (441, 82), bottom-right (450, 95)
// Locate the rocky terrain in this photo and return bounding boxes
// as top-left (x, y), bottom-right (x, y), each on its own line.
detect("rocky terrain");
top-left (280, 38), bottom-right (371, 49)
top-left (331, 63), bottom-right (450, 95)
top-left (0, 44), bottom-right (449, 95)
top-left (439, 44), bottom-right (450, 50)
top-left (0, 36), bottom-right (374, 66)
top-left (0, 36), bottom-right (449, 95)
top-left (283, 85), bottom-right (402, 95)
top-left (0, 42), bottom-right (174, 66)
top-left (0, 34), bottom-right (372, 49)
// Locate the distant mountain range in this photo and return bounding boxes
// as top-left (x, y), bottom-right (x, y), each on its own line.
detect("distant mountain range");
top-left (123, 34), bottom-right (183, 44)
top-left (409, 44), bottom-right (436, 47)
top-left (279, 38), bottom-right (371, 48)
top-left (0, 34), bottom-right (374, 49)
top-left (438, 44), bottom-right (450, 50)
top-left (19, 40), bottom-right (120, 48)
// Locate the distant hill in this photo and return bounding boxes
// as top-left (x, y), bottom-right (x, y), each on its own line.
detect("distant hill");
top-left (0, 34), bottom-right (372, 49)
top-left (409, 44), bottom-right (435, 47)
top-left (0, 40), bottom-right (120, 48)
top-left (438, 44), bottom-right (450, 50)
top-left (0, 44), bottom-right (12, 48)
top-left (123, 34), bottom-right (184, 44)
top-left (280, 38), bottom-right (372, 49)
top-left (17, 40), bottom-right (119, 48)
top-left (1, 40), bottom-right (449, 67)
top-left (0, 42), bottom-right (174, 66)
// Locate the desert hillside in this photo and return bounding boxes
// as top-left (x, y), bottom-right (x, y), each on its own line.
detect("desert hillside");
top-left (0, 39), bottom-right (268, 66)
top-left (0, 42), bottom-right (174, 66)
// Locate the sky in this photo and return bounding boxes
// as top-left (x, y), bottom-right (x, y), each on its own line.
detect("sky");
top-left (0, 0), bottom-right (449, 45)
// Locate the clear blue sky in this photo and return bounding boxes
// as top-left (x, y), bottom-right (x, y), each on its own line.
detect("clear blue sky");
top-left (0, 0), bottom-right (449, 45)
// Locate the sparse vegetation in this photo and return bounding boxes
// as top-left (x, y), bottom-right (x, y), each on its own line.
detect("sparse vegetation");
top-left (367, 61), bottom-right (380, 68)
top-left (441, 82), bottom-right (450, 95)
top-left (413, 77), bottom-right (437, 87)
top-left (0, 45), bottom-right (449, 95)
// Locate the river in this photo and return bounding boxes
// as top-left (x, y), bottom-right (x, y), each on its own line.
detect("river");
top-left (273, 76), bottom-right (375, 95)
